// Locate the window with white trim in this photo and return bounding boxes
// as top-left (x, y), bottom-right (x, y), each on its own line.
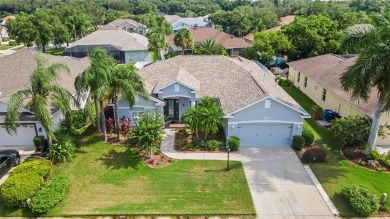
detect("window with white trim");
top-left (297, 72), bottom-right (301, 82)
top-left (304, 76), bottom-right (307, 87)
top-left (131, 107), bottom-right (144, 121)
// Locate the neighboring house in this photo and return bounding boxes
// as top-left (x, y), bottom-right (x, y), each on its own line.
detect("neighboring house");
top-left (288, 54), bottom-right (390, 146)
top-left (107, 19), bottom-right (147, 35)
top-left (0, 49), bottom-right (90, 146)
top-left (165, 15), bottom-right (210, 33)
top-left (63, 24), bottom-right (151, 64)
top-left (0, 15), bottom-right (14, 42)
top-left (116, 55), bottom-right (309, 147)
top-left (244, 15), bottom-right (296, 44)
top-left (167, 27), bottom-right (250, 56)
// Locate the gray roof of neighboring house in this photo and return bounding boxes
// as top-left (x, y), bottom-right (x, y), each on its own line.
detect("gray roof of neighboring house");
top-left (139, 55), bottom-right (307, 116)
top-left (0, 49), bottom-right (90, 100)
top-left (170, 16), bottom-right (209, 28)
top-left (66, 25), bottom-right (149, 51)
top-left (108, 19), bottom-right (147, 28)
top-left (287, 54), bottom-right (379, 117)
top-left (164, 15), bottom-right (182, 23)
top-left (0, 49), bottom-right (90, 121)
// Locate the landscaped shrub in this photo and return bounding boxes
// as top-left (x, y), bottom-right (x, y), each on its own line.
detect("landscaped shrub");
top-left (342, 185), bottom-right (379, 216)
top-left (8, 41), bottom-right (17, 46)
top-left (228, 136), bottom-right (240, 151)
top-left (367, 150), bottom-right (381, 160)
top-left (330, 116), bottom-right (371, 147)
top-left (0, 172), bottom-right (43, 208)
top-left (33, 136), bottom-right (45, 150)
top-left (30, 175), bottom-right (70, 213)
top-left (302, 127), bottom-right (315, 146)
top-left (105, 118), bottom-right (115, 133)
top-left (48, 133), bottom-right (76, 163)
top-left (70, 110), bottom-right (89, 129)
top-left (205, 140), bottom-right (221, 151)
top-left (10, 158), bottom-right (52, 178)
top-left (275, 77), bottom-right (292, 86)
top-left (311, 105), bottom-right (323, 120)
top-left (291, 135), bottom-right (305, 151)
top-left (301, 146), bottom-right (327, 163)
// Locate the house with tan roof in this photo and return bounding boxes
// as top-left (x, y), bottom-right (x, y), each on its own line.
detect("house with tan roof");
top-left (0, 49), bottom-right (90, 146)
top-left (164, 15), bottom-right (210, 33)
top-left (167, 27), bottom-right (250, 56)
top-left (63, 24), bottom-right (151, 64)
top-left (116, 55), bottom-right (309, 147)
top-left (288, 54), bottom-right (390, 146)
top-left (107, 19), bottom-right (147, 35)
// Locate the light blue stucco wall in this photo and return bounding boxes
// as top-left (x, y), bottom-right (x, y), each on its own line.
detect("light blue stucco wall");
top-left (173, 23), bottom-right (189, 33)
top-left (157, 82), bottom-right (196, 101)
top-left (226, 97), bottom-right (305, 142)
top-left (124, 51), bottom-right (151, 63)
top-left (117, 94), bottom-right (163, 125)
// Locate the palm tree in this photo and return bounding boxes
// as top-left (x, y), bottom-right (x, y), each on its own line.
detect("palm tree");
top-left (110, 64), bottom-right (147, 139)
top-left (146, 27), bottom-right (168, 60)
top-left (193, 39), bottom-right (228, 56)
top-left (340, 15), bottom-right (390, 154)
top-left (75, 48), bottom-right (116, 141)
top-left (174, 28), bottom-right (194, 55)
top-left (5, 55), bottom-right (73, 144)
top-left (182, 107), bottom-right (202, 140)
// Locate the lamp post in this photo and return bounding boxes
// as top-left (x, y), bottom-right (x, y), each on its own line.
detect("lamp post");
top-left (226, 143), bottom-right (230, 171)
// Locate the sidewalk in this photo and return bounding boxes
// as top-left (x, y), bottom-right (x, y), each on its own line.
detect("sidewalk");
top-left (161, 128), bottom-right (243, 161)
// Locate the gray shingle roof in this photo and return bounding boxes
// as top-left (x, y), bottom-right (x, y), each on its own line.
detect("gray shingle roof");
top-left (0, 49), bottom-right (90, 100)
top-left (139, 55), bottom-right (306, 115)
top-left (66, 26), bottom-right (149, 51)
top-left (108, 19), bottom-right (147, 28)
top-left (170, 17), bottom-right (209, 28)
top-left (287, 54), bottom-right (379, 117)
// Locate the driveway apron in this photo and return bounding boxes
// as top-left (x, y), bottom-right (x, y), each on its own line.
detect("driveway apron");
top-left (240, 147), bottom-right (335, 219)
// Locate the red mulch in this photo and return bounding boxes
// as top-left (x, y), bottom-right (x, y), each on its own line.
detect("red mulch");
top-left (341, 146), bottom-right (390, 172)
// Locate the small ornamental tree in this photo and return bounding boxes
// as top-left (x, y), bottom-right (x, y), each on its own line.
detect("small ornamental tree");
top-left (132, 111), bottom-right (168, 158)
top-left (330, 116), bottom-right (371, 147)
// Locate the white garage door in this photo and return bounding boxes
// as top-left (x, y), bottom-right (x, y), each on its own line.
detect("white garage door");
top-left (0, 124), bottom-right (37, 146)
top-left (236, 123), bottom-right (293, 147)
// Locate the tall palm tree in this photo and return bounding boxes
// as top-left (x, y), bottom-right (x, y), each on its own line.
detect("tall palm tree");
top-left (5, 55), bottom-right (73, 144)
top-left (146, 27), bottom-right (168, 60)
top-left (193, 39), bottom-right (227, 55)
top-left (75, 48), bottom-right (116, 141)
top-left (110, 64), bottom-right (147, 139)
top-left (340, 15), bottom-right (390, 154)
top-left (174, 28), bottom-right (194, 55)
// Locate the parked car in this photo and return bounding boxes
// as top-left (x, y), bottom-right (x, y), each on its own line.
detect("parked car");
top-left (0, 150), bottom-right (20, 178)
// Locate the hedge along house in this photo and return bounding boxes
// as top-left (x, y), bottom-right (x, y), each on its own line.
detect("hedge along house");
top-left (116, 55), bottom-right (309, 147)
top-left (288, 54), bottom-right (390, 146)
top-left (0, 49), bottom-right (90, 146)
top-left (63, 24), bottom-right (151, 64)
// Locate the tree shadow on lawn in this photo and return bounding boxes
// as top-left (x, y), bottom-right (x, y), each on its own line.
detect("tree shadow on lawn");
top-left (97, 148), bottom-right (142, 170)
top-left (204, 161), bottom-right (242, 172)
top-left (0, 203), bottom-right (37, 217)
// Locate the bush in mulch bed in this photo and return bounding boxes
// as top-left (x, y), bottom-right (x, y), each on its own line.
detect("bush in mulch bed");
top-left (301, 146), bottom-right (327, 163)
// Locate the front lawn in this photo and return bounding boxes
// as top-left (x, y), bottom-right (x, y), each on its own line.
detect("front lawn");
top-left (283, 86), bottom-right (390, 217)
top-left (0, 44), bottom-right (13, 50)
top-left (0, 128), bottom-right (254, 216)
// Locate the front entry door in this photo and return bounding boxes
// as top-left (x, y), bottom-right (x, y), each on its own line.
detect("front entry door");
top-left (164, 99), bottom-right (179, 120)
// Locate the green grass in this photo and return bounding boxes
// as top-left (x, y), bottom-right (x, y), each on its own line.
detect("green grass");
top-left (283, 85), bottom-right (390, 217)
top-left (0, 44), bottom-right (13, 50)
top-left (45, 47), bottom-right (65, 56)
top-left (151, 51), bottom-right (160, 61)
top-left (0, 127), bottom-right (254, 216)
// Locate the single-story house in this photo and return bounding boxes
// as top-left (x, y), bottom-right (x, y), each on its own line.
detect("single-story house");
top-left (288, 54), bottom-right (390, 146)
top-left (0, 49), bottom-right (90, 146)
top-left (167, 27), bottom-right (250, 56)
top-left (107, 19), bottom-right (147, 35)
top-left (164, 15), bottom-right (211, 33)
top-left (117, 55), bottom-right (309, 147)
top-left (63, 24), bottom-right (151, 64)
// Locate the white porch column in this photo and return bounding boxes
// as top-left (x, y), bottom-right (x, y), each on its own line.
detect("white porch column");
top-left (191, 100), bottom-right (195, 107)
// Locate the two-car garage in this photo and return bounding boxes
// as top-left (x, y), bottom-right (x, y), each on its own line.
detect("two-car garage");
top-left (0, 124), bottom-right (37, 146)
top-left (235, 123), bottom-right (294, 147)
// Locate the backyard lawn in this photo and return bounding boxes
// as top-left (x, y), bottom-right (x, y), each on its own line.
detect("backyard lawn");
top-left (283, 85), bottom-right (390, 217)
top-left (0, 44), bottom-right (13, 50)
top-left (0, 128), bottom-right (254, 216)
top-left (45, 47), bottom-right (65, 56)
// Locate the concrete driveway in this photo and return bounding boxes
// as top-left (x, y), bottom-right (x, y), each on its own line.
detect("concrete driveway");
top-left (240, 147), bottom-right (335, 219)
top-left (0, 145), bottom-right (35, 185)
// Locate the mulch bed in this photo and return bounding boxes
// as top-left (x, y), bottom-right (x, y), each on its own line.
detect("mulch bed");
top-left (174, 129), bottom-right (226, 152)
top-left (341, 146), bottom-right (390, 172)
